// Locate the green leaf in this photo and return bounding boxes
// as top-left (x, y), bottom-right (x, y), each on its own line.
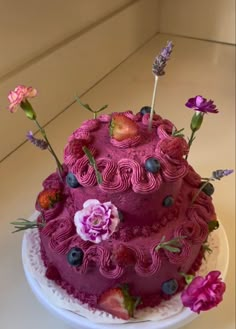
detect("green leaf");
top-left (10, 217), bottom-right (45, 233)
top-left (75, 96), bottom-right (108, 118)
top-left (202, 243), bottom-right (213, 260)
top-left (179, 272), bottom-right (195, 284)
top-left (95, 170), bottom-right (103, 185)
top-left (208, 220), bottom-right (219, 232)
top-left (166, 235), bottom-right (187, 244)
top-left (75, 96), bottom-right (94, 112)
top-left (165, 239), bottom-right (181, 247)
top-left (96, 104), bottom-right (108, 113)
top-left (121, 284), bottom-right (141, 317)
top-left (185, 274), bottom-right (195, 285)
top-left (155, 235), bottom-right (186, 253)
top-left (83, 146), bottom-right (95, 165)
top-left (172, 127), bottom-right (185, 138)
top-left (82, 146), bottom-right (103, 184)
top-left (155, 245), bottom-right (161, 252)
top-left (162, 245), bottom-right (181, 253)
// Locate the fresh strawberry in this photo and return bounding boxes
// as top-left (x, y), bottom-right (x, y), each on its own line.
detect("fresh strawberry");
top-left (110, 114), bottom-right (139, 141)
top-left (98, 285), bottom-right (140, 320)
top-left (37, 188), bottom-right (61, 210)
top-left (113, 245), bottom-right (136, 266)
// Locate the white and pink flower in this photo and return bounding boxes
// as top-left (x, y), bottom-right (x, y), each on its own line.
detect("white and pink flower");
top-left (8, 85), bottom-right (37, 113)
top-left (74, 199), bottom-right (120, 243)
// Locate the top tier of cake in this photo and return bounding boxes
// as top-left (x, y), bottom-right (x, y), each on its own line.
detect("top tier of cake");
top-left (62, 111), bottom-right (189, 227)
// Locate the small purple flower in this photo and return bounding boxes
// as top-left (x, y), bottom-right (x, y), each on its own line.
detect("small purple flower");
top-left (185, 96), bottom-right (219, 114)
top-left (152, 41), bottom-right (174, 76)
top-left (74, 199), bottom-right (120, 243)
top-left (181, 271), bottom-right (226, 313)
top-left (212, 169), bottom-right (234, 180)
top-left (26, 131), bottom-right (48, 150)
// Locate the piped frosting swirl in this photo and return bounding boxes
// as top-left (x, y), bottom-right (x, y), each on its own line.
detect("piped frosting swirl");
top-left (64, 111), bottom-right (189, 194)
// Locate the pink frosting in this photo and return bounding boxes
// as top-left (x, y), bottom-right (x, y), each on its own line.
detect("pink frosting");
top-left (141, 113), bottom-right (163, 127)
top-left (164, 238), bottom-right (191, 265)
top-left (39, 166), bottom-right (215, 281)
top-left (64, 112), bottom-right (188, 194)
top-left (37, 111), bottom-right (217, 311)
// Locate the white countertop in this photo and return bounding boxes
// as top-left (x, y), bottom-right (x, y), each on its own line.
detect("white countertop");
top-left (0, 34), bottom-right (235, 329)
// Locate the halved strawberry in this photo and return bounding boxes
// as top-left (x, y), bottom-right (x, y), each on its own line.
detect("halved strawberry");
top-left (110, 114), bottom-right (139, 141)
top-left (37, 188), bottom-right (61, 210)
top-left (98, 286), bottom-right (140, 320)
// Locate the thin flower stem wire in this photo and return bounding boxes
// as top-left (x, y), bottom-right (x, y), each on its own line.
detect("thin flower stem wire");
top-left (192, 178), bottom-right (211, 204)
top-left (148, 75), bottom-right (159, 131)
top-left (34, 119), bottom-right (63, 179)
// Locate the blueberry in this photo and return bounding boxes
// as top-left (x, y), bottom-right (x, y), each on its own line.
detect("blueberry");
top-left (200, 182), bottom-right (215, 196)
top-left (162, 279), bottom-right (178, 295)
top-left (67, 247), bottom-right (84, 266)
top-left (145, 158), bottom-right (161, 173)
top-left (140, 106), bottom-right (152, 115)
top-left (163, 196), bottom-right (174, 207)
top-left (66, 173), bottom-right (81, 188)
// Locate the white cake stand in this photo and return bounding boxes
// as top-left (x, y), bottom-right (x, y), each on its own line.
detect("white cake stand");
top-left (22, 214), bottom-right (229, 329)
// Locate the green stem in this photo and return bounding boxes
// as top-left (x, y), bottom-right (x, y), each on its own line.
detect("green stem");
top-left (185, 130), bottom-right (196, 160)
top-left (34, 119), bottom-right (63, 177)
top-left (192, 178), bottom-right (211, 204)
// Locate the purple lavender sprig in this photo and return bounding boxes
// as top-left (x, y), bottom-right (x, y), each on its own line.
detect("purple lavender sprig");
top-left (192, 169), bottom-right (234, 203)
top-left (26, 131), bottom-right (48, 150)
top-left (212, 169), bottom-right (234, 180)
top-left (148, 41), bottom-right (174, 131)
top-left (152, 41), bottom-right (174, 77)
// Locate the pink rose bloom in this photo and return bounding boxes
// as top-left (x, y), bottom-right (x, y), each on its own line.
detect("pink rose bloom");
top-left (74, 199), bottom-right (120, 243)
top-left (181, 271), bottom-right (226, 313)
top-left (8, 85), bottom-right (37, 113)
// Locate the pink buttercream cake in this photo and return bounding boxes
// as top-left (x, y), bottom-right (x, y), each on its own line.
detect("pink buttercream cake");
top-left (36, 110), bottom-right (216, 315)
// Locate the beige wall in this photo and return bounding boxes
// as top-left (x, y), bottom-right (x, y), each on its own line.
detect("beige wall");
top-left (1, 0), bottom-right (235, 162)
top-left (160, 0), bottom-right (235, 44)
top-left (0, 0), bottom-right (160, 161)
top-left (0, 0), bottom-right (133, 79)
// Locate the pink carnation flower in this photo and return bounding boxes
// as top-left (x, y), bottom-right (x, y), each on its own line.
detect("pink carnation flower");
top-left (8, 85), bottom-right (37, 113)
top-left (185, 95), bottom-right (219, 114)
top-left (74, 199), bottom-right (120, 243)
top-left (181, 271), bottom-right (226, 313)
